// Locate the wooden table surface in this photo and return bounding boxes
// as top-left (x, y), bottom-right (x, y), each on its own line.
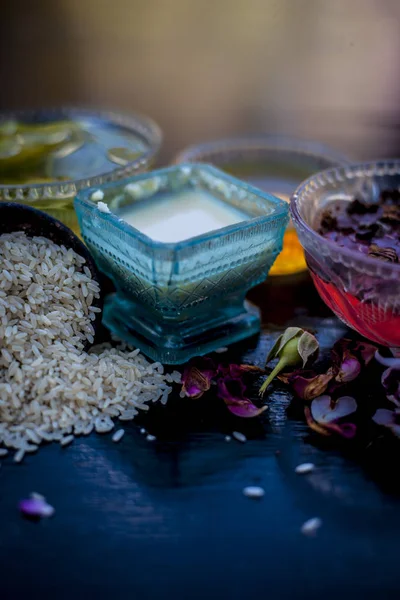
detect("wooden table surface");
top-left (1, 273), bottom-right (399, 600)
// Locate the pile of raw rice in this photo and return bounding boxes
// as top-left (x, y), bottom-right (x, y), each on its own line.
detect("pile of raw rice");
top-left (0, 231), bottom-right (179, 462)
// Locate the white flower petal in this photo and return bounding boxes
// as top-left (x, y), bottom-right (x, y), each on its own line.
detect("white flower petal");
top-left (375, 350), bottom-right (400, 368)
top-left (390, 424), bottom-right (400, 438)
top-left (311, 395), bottom-right (357, 424)
top-left (372, 408), bottom-right (396, 426)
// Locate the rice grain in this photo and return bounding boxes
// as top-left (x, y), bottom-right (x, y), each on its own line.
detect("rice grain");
top-left (112, 429), bottom-right (125, 443)
top-left (14, 449), bottom-right (25, 463)
top-left (0, 232), bottom-right (172, 455)
top-left (232, 431), bottom-right (247, 443)
top-left (60, 435), bottom-right (74, 447)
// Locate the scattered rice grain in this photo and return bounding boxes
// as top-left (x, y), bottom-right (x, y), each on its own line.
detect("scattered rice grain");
top-left (97, 201), bottom-right (110, 213)
top-left (112, 429), bottom-right (125, 443)
top-left (91, 190), bottom-right (104, 201)
top-left (60, 435), bottom-right (74, 447)
top-left (243, 486), bottom-right (265, 499)
top-left (301, 517), bottom-right (322, 536)
top-left (14, 449), bottom-right (25, 463)
top-left (232, 431), bottom-right (247, 443)
top-left (295, 462), bottom-right (315, 475)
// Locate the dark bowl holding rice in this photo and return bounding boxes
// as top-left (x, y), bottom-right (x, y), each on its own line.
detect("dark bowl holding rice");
top-left (0, 203), bottom-right (104, 347)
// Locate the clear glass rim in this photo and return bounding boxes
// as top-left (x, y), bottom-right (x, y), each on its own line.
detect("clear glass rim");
top-left (173, 134), bottom-right (351, 167)
top-left (75, 162), bottom-right (289, 255)
top-left (290, 158), bottom-right (400, 274)
top-left (0, 106), bottom-right (162, 192)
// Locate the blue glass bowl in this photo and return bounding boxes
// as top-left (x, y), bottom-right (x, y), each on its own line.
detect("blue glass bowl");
top-left (74, 163), bottom-right (289, 364)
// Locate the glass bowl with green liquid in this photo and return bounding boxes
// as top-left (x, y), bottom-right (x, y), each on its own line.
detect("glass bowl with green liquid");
top-left (0, 108), bottom-right (162, 235)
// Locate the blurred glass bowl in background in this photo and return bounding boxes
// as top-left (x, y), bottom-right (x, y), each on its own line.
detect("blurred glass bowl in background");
top-left (0, 107), bottom-right (162, 235)
top-left (174, 135), bottom-right (350, 276)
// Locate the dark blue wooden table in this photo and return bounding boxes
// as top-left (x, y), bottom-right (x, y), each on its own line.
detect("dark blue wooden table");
top-left (1, 276), bottom-right (399, 600)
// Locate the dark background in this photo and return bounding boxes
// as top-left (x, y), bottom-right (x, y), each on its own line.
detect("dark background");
top-left (1, 0), bottom-right (400, 162)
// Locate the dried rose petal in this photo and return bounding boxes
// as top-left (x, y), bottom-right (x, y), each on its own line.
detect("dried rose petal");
top-left (372, 408), bottom-right (400, 439)
top-left (304, 406), bottom-right (331, 436)
top-left (322, 421), bottom-right (357, 439)
top-left (311, 395), bottom-right (357, 424)
top-left (368, 244), bottom-right (398, 263)
top-left (381, 367), bottom-right (400, 406)
top-left (390, 424), bottom-right (400, 438)
top-left (381, 203), bottom-right (400, 224)
top-left (331, 338), bottom-right (377, 384)
top-left (279, 369), bottom-right (335, 401)
top-left (335, 352), bottom-right (361, 383)
top-left (217, 377), bottom-right (267, 418)
top-left (347, 198), bottom-right (378, 216)
top-left (217, 376), bottom-right (246, 399)
top-left (356, 341), bottom-right (378, 366)
top-left (218, 364), bottom-right (265, 379)
top-left (305, 406), bottom-right (357, 439)
top-left (181, 357), bottom-right (216, 399)
top-left (372, 408), bottom-right (396, 426)
top-left (227, 402), bottom-right (268, 418)
top-left (230, 364), bottom-right (265, 377)
top-left (355, 223), bottom-right (381, 242)
top-left (19, 495), bottom-right (55, 518)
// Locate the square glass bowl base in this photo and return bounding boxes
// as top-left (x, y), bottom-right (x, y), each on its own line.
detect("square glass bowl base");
top-left (103, 293), bottom-right (260, 364)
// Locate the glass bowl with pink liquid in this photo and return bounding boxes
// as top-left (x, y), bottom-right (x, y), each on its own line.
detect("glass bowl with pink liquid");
top-left (291, 160), bottom-right (400, 350)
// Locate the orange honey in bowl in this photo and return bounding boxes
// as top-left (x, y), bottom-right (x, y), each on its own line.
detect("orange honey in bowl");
top-left (246, 179), bottom-right (306, 276)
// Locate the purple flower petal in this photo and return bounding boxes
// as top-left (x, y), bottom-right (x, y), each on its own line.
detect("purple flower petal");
top-left (390, 424), bottom-right (400, 438)
top-left (217, 364), bottom-right (265, 379)
top-left (181, 357), bottom-right (216, 399)
top-left (305, 406), bottom-right (357, 438)
top-left (372, 408), bottom-right (396, 426)
top-left (331, 339), bottom-right (377, 383)
top-left (280, 369), bottom-right (335, 401)
top-left (227, 402), bottom-right (268, 418)
top-left (356, 341), bottom-right (378, 366)
top-left (381, 367), bottom-right (400, 406)
top-left (229, 364), bottom-right (265, 378)
top-left (19, 496), bottom-right (55, 518)
top-left (323, 421), bottom-right (357, 439)
top-left (311, 395), bottom-right (357, 424)
top-left (372, 408), bottom-right (400, 439)
top-left (304, 406), bottom-right (332, 436)
top-left (335, 352), bottom-right (361, 383)
top-left (217, 377), bottom-right (267, 418)
top-left (217, 377), bottom-right (247, 401)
